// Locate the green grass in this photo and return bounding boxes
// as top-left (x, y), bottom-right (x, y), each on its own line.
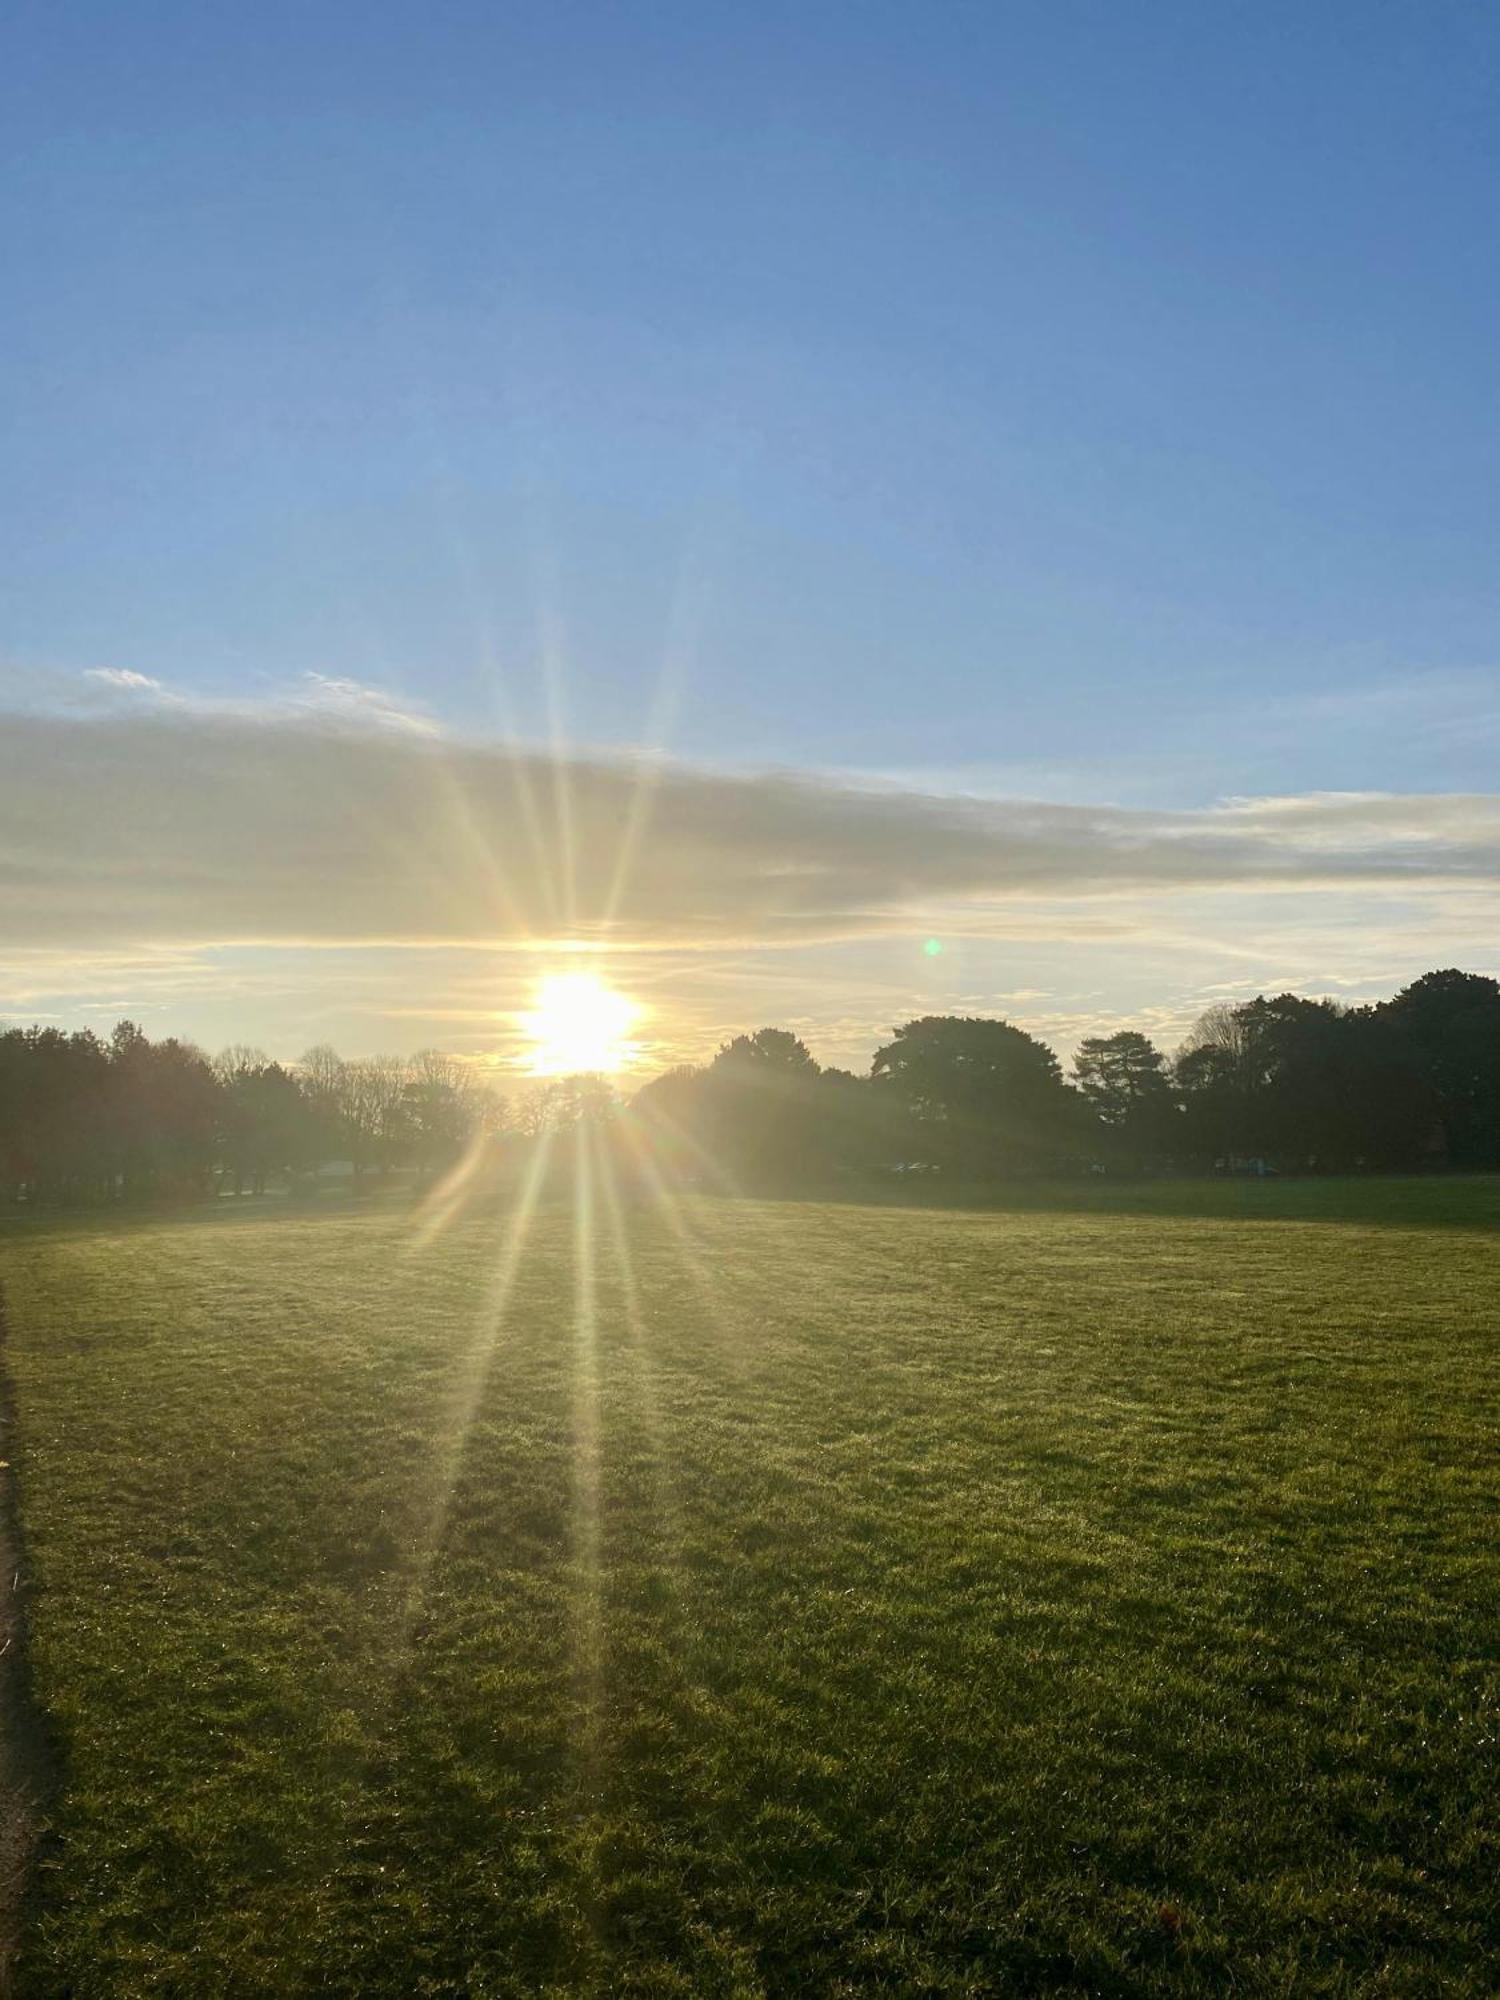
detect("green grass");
top-left (1, 1180), bottom-right (1497, 1995)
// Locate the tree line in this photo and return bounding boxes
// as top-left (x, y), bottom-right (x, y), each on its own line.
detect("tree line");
top-left (0, 1025), bottom-right (497, 1207)
top-left (632, 969), bottom-right (1500, 1187)
top-left (2, 969), bottom-right (1497, 1208)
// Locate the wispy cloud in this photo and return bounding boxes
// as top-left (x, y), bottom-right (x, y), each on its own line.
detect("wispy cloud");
top-left (63, 662), bottom-right (437, 735)
top-left (83, 667), bottom-right (174, 697)
top-left (294, 674), bottom-right (440, 736)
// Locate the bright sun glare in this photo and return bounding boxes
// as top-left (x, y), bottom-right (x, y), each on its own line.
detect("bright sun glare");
top-left (521, 971), bottom-right (640, 1076)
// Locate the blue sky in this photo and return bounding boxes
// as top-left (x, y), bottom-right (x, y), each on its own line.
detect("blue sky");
top-left (4, 3), bottom-right (1499, 1065)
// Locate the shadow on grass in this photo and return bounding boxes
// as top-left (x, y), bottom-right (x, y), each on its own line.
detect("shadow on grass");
top-left (0, 1181), bottom-right (421, 1246)
top-left (798, 1171), bottom-right (1500, 1233)
top-left (3, 1172), bottom-right (1498, 1245)
top-left (0, 1287), bottom-right (66, 1999)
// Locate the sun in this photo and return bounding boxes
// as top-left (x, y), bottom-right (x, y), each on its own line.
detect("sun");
top-left (520, 971), bottom-right (640, 1076)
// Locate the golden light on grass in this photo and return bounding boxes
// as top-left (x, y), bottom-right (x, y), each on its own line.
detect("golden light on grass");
top-left (520, 970), bottom-right (640, 1076)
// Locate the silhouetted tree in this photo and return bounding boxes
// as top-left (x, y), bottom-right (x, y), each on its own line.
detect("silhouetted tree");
top-left (1072, 1031), bottom-right (1179, 1166)
top-left (1379, 970), bottom-right (1500, 1168)
top-left (523, 1074), bottom-right (620, 1136)
top-left (1176, 994), bottom-right (1433, 1171)
top-left (629, 1064), bottom-right (712, 1183)
top-left (402, 1049), bottom-right (497, 1179)
top-left (809, 1066), bottom-right (894, 1178)
top-left (108, 1023), bottom-right (219, 1199)
top-left (872, 1016), bottom-right (1085, 1175)
top-left (704, 1028), bottom-right (823, 1186)
top-left (1337, 1008), bottom-right (1436, 1171)
top-left (214, 1048), bottom-right (318, 1194)
top-left (0, 1027), bottom-right (113, 1204)
top-left (343, 1057), bottom-right (411, 1180)
top-left (297, 1045), bottom-right (349, 1167)
top-left (712, 1029), bottom-right (819, 1078)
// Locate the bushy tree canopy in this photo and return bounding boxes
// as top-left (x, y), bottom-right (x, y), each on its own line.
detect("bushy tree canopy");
top-left (872, 1015), bottom-right (1083, 1173)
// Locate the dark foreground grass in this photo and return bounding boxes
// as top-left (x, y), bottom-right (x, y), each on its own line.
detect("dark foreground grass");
top-left (1, 1180), bottom-right (1496, 1996)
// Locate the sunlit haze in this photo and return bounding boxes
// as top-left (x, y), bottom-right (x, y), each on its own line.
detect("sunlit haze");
top-left (521, 973), bottom-right (640, 1077)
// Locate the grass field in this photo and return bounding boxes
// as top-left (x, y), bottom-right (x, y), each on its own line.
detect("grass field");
top-left (1, 1178), bottom-right (1496, 1996)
